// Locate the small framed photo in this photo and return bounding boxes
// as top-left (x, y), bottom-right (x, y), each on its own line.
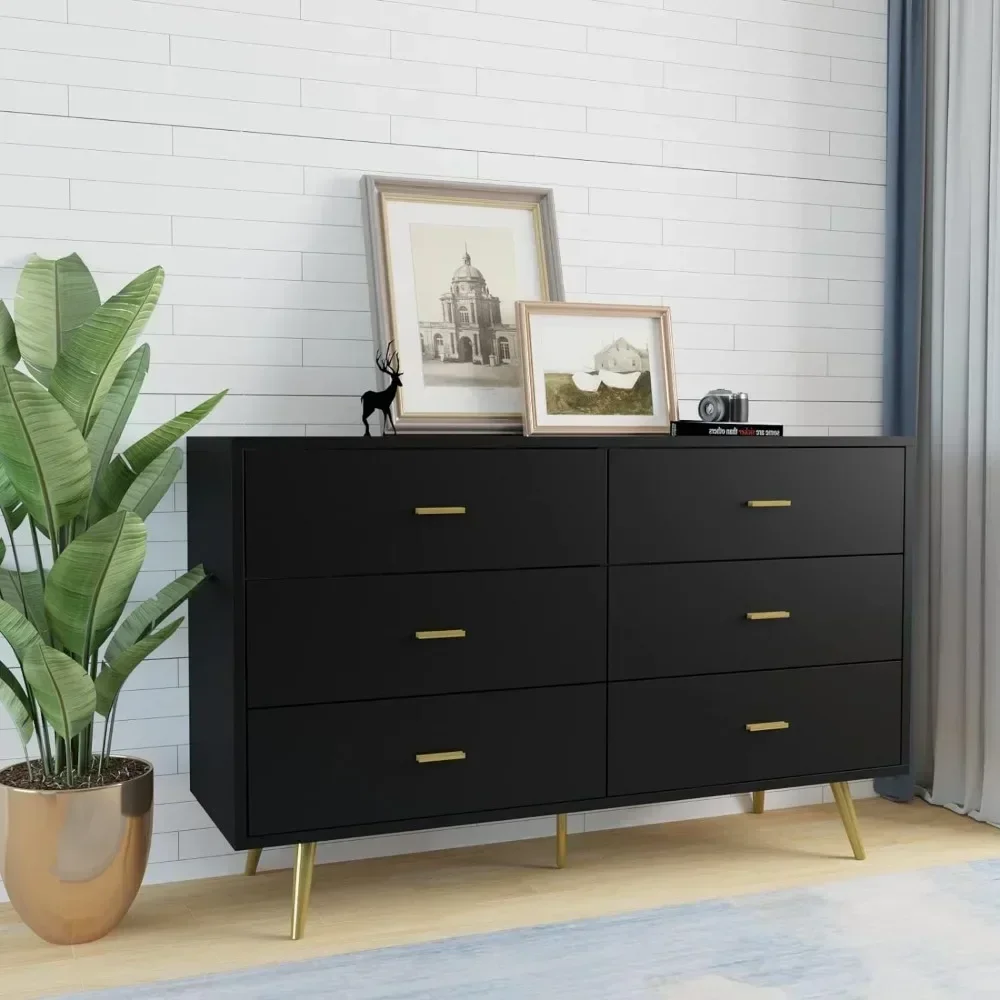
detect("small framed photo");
top-left (361, 175), bottom-right (564, 433)
top-left (518, 302), bottom-right (678, 436)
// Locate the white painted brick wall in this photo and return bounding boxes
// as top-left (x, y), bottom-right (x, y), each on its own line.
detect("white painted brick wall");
top-left (0, 0), bottom-right (886, 895)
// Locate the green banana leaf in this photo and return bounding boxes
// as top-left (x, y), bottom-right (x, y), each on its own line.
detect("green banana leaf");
top-left (23, 644), bottom-right (95, 741)
top-left (0, 660), bottom-right (33, 744)
top-left (14, 254), bottom-right (100, 386)
top-left (0, 300), bottom-right (19, 368)
top-left (107, 565), bottom-right (205, 663)
top-left (1, 502), bottom-right (26, 534)
top-left (0, 569), bottom-right (51, 645)
top-left (92, 391), bottom-right (226, 521)
top-left (84, 345), bottom-right (149, 527)
top-left (50, 267), bottom-right (163, 434)
top-left (0, 597), bottom-right (42, 663)
top-left (0, 465), bottom-right (27, 533)
top-left (0, 369), bottom-right (91, 535)
top-left (120, 447), bottom-right (182, 520)
top-left (45, 510), bottom-right (147, 661)
top-left (95, 617), bottom-right (183, 717)
top-left (0, 468), bottom-right (18, 511)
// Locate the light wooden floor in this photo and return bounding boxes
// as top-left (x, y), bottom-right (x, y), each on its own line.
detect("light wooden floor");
top-left (4, 798), bottom-right (1000, 999)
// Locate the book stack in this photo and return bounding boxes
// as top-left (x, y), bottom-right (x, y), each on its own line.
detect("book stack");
top-left (670, 421), bottom-right (783, 438)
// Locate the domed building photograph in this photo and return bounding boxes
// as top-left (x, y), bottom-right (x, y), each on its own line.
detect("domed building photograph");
top-left (411, 224), bottom-right (522, 389)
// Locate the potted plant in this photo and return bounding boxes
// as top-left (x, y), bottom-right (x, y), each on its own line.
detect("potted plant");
top-left (0, 254), bottom-right (225, 944)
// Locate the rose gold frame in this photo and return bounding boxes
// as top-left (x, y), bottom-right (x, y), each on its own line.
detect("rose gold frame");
top-left (517, 301), bottom-right (678, 437)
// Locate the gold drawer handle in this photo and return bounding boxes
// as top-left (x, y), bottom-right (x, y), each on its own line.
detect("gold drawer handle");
top-left (746, 721), bottom-right (790, 732)
top-left (414, 506), bottom-right (466, 515)
top-left (416, 750), bottom-right (467, 764)
top-left (746, 499), bottom-right (791, 508)
top-left (745, 611), bottom-right (791, 621)
top-left (415, 629), bottom-right (466, 640)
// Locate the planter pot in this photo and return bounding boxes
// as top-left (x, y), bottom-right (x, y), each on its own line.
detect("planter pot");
top-left (0, 760), bottom-right (154, 944)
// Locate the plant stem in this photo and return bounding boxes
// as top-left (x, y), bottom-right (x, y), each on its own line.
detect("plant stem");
top-left (3, 512), bottom-right (28, 610)
top-left (8, 623), bottom-right (49, 775)
top-left (74, 644), bottom-right (94, 774)
top-left (28, 519), bottom-right (45, 588)
top-left (7, 524), bottom-right (54, 775)
top-left (31, 519), bottom-right (78, 777)
top-left (40, 717), bottom-right (54, 775)
top-left (87, 652), bottom-right (99, 771)
top-left (29, 699), bottom-right (49, 775)
top-left (105, 699), bottom-right (120, 766)
top-left (78, 726), bottom-right (94, 774)
top-left (29, 705), bottom-right (51, 776)
top-left (61, 735), bottom-right (73, 786)
top-left (97, 714), bottom-right (110, 777)
top-left (77, 655), bottom-right (90, 776)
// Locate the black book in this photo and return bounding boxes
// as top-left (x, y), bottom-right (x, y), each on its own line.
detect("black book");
top-left (671, 421), bottom-right (784, 438)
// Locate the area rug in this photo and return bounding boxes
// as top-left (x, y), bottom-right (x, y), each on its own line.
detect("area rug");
top-left (55, 857), bottom-right (1000, 999)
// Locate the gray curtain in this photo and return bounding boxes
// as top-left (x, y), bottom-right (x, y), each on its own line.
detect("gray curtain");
top-left (880, 0), bottom-right (1000, 825)
top-left (875, 0), bottom-right (927, 803)
top-left (881, 0), bottom-right (927, 442)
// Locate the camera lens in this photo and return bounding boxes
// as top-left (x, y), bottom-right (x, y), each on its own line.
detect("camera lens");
top-left (698, 394), bottom-right (725, 421)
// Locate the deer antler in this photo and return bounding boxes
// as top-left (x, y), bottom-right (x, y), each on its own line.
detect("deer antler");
top-left (384, 340), bottom-right (399, 373)
top-left (374, 341), bottom-right (400, 376)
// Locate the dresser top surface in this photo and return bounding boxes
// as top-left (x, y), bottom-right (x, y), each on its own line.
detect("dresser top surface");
top-left (188, 434), bottom-right (914, 452)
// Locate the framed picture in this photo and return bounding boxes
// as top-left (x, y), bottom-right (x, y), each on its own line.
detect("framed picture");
top-left (361, 175), bottom-right (564, 433)
top-left (518, 302), bottom-right (678, 436)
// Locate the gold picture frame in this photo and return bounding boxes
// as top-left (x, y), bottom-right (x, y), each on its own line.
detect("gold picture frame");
top-left (361, 176), bottom-right (564, 433)
top-left (518, 301), bottom-right (678, 437)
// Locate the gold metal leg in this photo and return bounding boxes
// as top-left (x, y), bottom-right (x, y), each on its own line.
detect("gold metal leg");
top-left (830, 782), bottom-right (866, 861)
top-left (244, 848), bottom-right (262, 876)
top-left (290, 842), bottom-right (317, 940)
top-left (751, 790), bottom-right (765, 814)
top-left (555, 813), bottom-right (567, 869)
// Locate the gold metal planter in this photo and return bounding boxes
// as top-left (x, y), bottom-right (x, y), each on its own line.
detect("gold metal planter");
top-left (0, 763), bottom-right (154, 944)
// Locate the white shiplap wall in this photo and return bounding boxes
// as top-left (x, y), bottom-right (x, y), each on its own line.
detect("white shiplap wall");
top-left (0, 0), bottom-right (886, 894)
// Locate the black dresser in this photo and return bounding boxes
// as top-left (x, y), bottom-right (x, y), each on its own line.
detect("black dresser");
top-left (188, 435), bottom-right (912, 938)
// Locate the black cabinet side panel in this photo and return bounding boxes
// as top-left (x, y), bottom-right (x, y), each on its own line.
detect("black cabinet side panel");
top-left (187, 439), bottom-right (241, 846)
top-left (900, 440), bottom-right (915, 770)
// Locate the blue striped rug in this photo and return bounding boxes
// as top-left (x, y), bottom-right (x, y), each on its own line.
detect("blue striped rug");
top-left (57, 858), bottom-right (1000, 999)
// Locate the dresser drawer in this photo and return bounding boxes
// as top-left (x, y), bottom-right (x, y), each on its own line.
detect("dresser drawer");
top-left (609, 447), bottom-right (904, 564)
top-left (243, 448), bottom-right (606, 578)
top-left (608, 661), bottom-right (902, 795)
top-left (246, 567), bottom-right (606, 707)
top-left (247, 685), bottom-right (606, 836)
top-left (609, 555), bottom-right (902, 681)
top-left (608, 661), bottom-right (901, 797)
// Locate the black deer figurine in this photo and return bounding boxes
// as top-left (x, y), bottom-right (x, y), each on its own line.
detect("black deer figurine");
top-left (361, 341), bottom-right (402, 436)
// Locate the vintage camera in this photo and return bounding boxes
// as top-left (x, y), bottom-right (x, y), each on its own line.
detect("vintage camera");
top-left (697, 389), bottom-right (749, 423)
